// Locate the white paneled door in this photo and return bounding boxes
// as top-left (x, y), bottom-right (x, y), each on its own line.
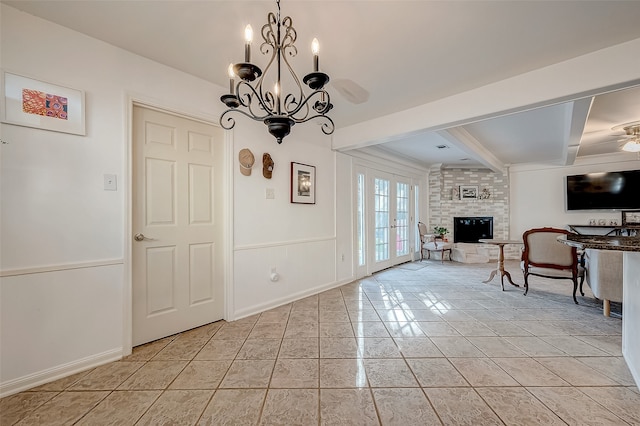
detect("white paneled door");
top-left (132, 105), bottom-right (224, 346)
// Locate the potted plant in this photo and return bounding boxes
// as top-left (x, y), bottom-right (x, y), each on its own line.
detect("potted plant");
top-left (433, 226), bottom-right (449, 240)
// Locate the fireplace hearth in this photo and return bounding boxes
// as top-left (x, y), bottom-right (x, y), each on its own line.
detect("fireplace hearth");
top-left (454, 217), bottom-right (493, 243)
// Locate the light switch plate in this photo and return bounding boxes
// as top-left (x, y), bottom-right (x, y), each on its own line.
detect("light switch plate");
top-left (266, 188), bottom-right (275, 199)
top-left (104, 174), bottom-right (117, 191)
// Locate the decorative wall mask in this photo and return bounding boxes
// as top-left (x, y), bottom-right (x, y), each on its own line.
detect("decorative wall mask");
top-left (263, 153), bottom-right (274, 179)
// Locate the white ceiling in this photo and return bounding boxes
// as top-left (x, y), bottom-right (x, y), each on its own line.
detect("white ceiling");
top-left (5, 0), bottom-right (640, 169)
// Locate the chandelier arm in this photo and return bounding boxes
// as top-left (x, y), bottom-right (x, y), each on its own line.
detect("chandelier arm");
top-left (261, 13), bottom-right (278, 54)
top-left (236, 92), bottom-right (265, 119)
top-left (220, 107), bottom-right (273, 129)
top-left (319, 118), bottom-right (335, 136)
top-left (219, 109), bottom-right (237, 130)
top-left (286, 89), bottom-right (332, 119)
top-left (282, 94), bottom-right (300, 116)
top-left (278, 17), bottom-right (305, 117)
top-left (236, 81), bottom-right (276, 119)
top-left (255, 55), bottom-right (277, 114)
top-left (263, 91), bottom-right (278, 114)
top-left (313, 90), bottom-right (333, 114)
top-left (293, 113), bottom-right (335, 135)
top-left (280, 16), bottom-right (297, 55)
top-left (279, 56), bottom-right (306, 117)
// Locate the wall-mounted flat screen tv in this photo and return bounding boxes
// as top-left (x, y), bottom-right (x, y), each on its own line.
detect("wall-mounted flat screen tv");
top-left (566, 170), bottom-right (640, 210)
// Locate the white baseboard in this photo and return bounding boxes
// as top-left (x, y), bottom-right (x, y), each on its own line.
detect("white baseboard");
top-left (0, 348), bottom-right (123, 398)
top-left (231, 277), bottom-right (355, 321)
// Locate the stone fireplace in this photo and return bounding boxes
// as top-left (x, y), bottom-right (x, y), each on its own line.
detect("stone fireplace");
top-left (428, 166), bottom-right (520, 259)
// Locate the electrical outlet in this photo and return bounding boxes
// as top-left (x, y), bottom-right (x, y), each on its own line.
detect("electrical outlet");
top-left (104, 174), bottom-right (117, 191)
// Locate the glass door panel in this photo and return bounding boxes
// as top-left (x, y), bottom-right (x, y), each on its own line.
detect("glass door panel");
top-left (374, 177), bottom-right (390, 263)
top-left (357, 172), bottom-right (366, 267)
top-left (395, 181), bottom-right (409, 257)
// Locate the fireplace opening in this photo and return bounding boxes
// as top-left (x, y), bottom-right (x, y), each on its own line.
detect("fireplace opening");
top-left (454, 217), bottom-right (493, 243)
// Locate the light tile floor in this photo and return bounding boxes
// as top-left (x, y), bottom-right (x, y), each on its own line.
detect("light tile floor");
top-left (3, 260), bottom-right (639, 425)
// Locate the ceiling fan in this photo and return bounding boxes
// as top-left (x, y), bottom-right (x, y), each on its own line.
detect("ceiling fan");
top-left (613, 122), bottom-right (640, 152)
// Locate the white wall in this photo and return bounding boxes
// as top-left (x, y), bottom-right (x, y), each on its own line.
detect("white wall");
top-left (510, 155), bottom-right (640, 238)
top-left (335, 152), bottom-right (354, 282)
top-left (230, 121), bottom-right (343, 318)
top-left (0, 5), bottom-right (227, 396)
top-left (1, 266), bottom-right (123, 382)
top-left (0, 4), bottom-right (346, 396)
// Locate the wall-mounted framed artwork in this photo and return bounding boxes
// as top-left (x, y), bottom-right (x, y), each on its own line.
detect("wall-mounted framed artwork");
top-left (1, 70), bottom-right (86, 135)
top-left (459, 185), bottom-right (478, 200)
top-left (291, 162), bottom-right (316, 204)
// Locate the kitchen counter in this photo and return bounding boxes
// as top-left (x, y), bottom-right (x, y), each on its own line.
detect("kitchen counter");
top-left (559, 233), bottom-right (640, 388)
top-left (558, 234), bottom-right (640, 251)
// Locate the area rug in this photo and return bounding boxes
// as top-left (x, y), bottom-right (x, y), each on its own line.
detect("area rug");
top-left (396, 261), bottom-right (428, 271)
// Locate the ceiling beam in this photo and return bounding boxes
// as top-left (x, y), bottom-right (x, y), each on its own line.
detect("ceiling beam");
top-left (437, 128), bottom-right (504, 173)
top-left (333, 38), bottom-right (640, 152)
top-left (563, 97), bottom-right (594, 165)
top-left (345, 146), bottom-right (430, 175)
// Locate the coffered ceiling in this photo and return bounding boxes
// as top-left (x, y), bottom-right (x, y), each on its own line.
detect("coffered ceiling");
top-left (4, 0), bottom-right (640, 169)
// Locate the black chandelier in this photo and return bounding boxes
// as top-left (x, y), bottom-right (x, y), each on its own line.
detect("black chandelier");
top-left (219, 0), bottom-right (334, 144)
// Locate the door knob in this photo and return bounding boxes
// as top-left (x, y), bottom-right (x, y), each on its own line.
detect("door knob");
top-left (134, 233), bottom-right (146, 241)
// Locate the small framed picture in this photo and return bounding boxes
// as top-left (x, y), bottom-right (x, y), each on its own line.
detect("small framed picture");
top-left (1, 70), bottom-right (86, 135)
top-left (291, 162), bottom-right (316, 204)
top-left (459, 185), bottom-right (478, 200)
top-left (622, 210), bottom-right (640, 227)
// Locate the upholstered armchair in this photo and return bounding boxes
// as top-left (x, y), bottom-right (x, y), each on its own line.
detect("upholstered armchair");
top-left (584, 248), bottom-right (623, 316)
top-left (521, 227), bottom-right (585, 304)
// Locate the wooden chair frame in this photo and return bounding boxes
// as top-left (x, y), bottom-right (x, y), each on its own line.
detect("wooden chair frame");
top-left (522, 227), bottom-right (583, 304)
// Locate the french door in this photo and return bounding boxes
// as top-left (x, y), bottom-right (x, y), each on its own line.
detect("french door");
top-left (368, 171), bottom-right (412, 274)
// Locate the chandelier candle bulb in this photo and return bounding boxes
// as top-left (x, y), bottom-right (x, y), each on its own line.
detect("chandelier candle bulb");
top-left (244, 24), bottom-right (253, 62)
top-left (274, 82), bottom-right (281, 114)
top-left (228, 63), bottom-right (235, 94)
top-left (312, 38), bottom-right (319, 72)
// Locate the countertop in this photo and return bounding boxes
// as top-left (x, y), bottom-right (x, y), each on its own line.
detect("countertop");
top-left (558, 234), bottom-right (640, 252)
